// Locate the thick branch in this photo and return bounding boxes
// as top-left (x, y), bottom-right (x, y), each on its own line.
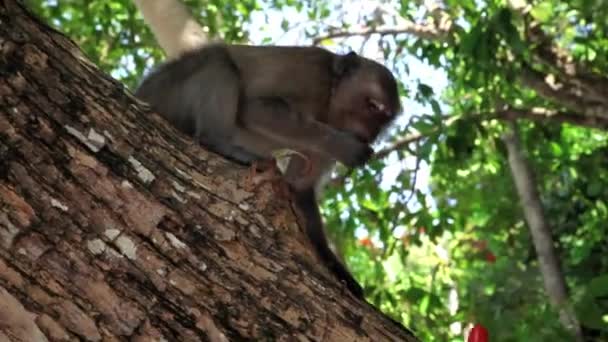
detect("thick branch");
top-left (511, 14), bottom-right (608, 121)
top-left (525, 23), bottom-right (608, 105)
top-left (519, 64), bottom-right (607, 120)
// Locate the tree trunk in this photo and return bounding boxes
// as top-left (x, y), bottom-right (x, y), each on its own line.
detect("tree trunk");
top-left (502, 122), bottom-right (583, 341)
top-left (0, 1), bottom-right (417, 341)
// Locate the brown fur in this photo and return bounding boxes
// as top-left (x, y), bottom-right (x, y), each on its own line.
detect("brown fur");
top-left (135, 41), bottom-right (401, 299)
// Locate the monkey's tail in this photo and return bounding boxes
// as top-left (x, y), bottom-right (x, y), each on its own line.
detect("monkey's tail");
top-left (294, 189), bottom-right (364, 299)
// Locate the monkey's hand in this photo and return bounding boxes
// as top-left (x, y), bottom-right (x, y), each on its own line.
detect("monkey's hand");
top-left (328, 132), bottom-right (373, 168)
top-left (239, 98), bottom-right (373, 169)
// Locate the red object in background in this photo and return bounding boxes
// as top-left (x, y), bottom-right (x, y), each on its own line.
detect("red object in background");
top-left (358, 237), bottom-right (373, 248)
top-left (485, 251), bottom-right (497, 263)
top-left (468, 324), bottom-right (489, 342)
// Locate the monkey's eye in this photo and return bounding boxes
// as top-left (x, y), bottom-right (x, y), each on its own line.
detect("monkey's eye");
top-left (367, 98), bottom-right (389, 117)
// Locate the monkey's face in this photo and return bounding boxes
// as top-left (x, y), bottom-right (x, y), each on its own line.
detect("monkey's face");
top-left (329, 62), bottom-right (401, 145)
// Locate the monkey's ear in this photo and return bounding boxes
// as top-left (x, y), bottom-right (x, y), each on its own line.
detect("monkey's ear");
top-left (332, 51), bottom-right (360, 77)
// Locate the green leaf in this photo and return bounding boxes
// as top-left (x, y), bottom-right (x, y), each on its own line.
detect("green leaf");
top-left (460, 22), bottom-right (484, 58)
top-left (587, 179), bottom-right (603, 197)
top-left (589, 274), bottom-right (608, 297)
top-left (550, 142), bottom-right (563, 156)
top-left (530, 1), bottom-right (553, 22)
top-left (418, 83), bottom-right (434, 98)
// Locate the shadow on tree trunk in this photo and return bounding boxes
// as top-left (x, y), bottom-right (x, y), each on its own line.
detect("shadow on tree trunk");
top-left (0, 1), bottom-right (418, 341)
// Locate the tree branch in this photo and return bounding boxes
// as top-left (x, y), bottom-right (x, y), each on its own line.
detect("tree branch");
top-left (506, 11), bottom-right (608, 122)
top-left (525, 22), bottom-right (608, 105)
top-left (374, 131), bottom-right (425, 159)
top-left (312, 0), bottom-right (454, 45)
top-left (495, 107), bottom-right (608, 130)
top-left (312, 22), bottom-right (450, 45)
top-left (519, 64), bottom-right (608, 120)
top-left (372, 104), bottom-right (607, 168)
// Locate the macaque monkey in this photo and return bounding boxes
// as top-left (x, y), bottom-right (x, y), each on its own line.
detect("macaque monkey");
top-left (133, 0), bottom-right (401, 298)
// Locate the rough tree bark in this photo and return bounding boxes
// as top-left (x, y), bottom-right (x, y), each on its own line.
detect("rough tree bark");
top-left (0, 1), bottom-right (418, 341)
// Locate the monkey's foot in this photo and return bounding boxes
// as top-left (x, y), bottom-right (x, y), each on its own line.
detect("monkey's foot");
top-left (242, 159), bottom-right (277, 191)
top-left (298, 154), bottom-right (315, 178)
top-left (242, 159), bottom-right (290, 197)
top-left (271, 178), bottom-right (292, 199)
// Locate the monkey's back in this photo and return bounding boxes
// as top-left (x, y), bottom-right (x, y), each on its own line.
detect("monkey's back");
top-left (225, 45), bottom-right (335, 117)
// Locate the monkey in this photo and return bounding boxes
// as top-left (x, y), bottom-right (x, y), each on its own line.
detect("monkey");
top-left (132, 0), bottom-right (401, 298)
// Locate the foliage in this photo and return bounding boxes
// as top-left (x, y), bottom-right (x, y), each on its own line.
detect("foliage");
top-left (26, 0), bottom-right (257, 86)
top-left (29, 0), bottom-right (608, 340)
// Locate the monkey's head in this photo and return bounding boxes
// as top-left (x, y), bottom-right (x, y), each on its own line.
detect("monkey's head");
top-left (329, 52), bottom-right (402, 145)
